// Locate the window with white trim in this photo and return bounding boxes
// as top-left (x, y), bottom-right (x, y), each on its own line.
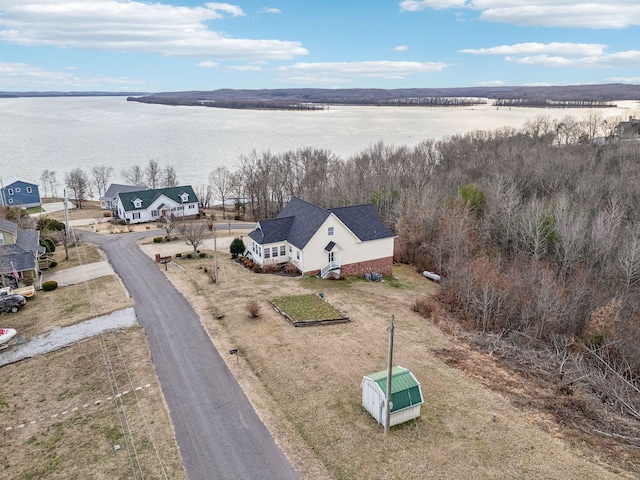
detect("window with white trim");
top-left (328, 226), bottom-right (334, 236)
top-left (7, 189), bottom-right (13, 195)
top-left (132, 212), bottom-right (141, 219)
top-left (189, 204), bottom-right (195, 209)
top-left (26, 187), bottom-right (32, 193)
top-left (133, 199), bottom-right (142, 208)
top-left (151, 210), bottom-right (159, 217)
top-left (265, 248), bottom-right (271, 259)
top-left (272, 247), bottom-right (278, 257)
top-left (0, 233), bottom-right (4, 245)
top-left (15, 188), bottom-right (20, 193)
top-left (280, 245), bottom-right (286, 256)
top-left (296, 250), bottom-right (300, 260)
top-left (8, 199), bottom-right (13, 204)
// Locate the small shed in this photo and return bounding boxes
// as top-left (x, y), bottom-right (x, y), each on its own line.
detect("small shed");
top-left (361, 366), bottom-right (424, 428)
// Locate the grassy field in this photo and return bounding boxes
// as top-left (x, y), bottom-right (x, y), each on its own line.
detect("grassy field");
top-left (0, 233), bottom-right (185, 479)
top-left (271, 294), bottom-right (348, 324)
top-left (164, 254), bottom-right (635, 480)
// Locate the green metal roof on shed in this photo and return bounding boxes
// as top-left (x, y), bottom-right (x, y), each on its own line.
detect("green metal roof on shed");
top-left (363, 366), bottom-right (424, 413)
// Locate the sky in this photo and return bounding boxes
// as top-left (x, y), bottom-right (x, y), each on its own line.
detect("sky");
top-left (0, 1), bottom-right (639, 92)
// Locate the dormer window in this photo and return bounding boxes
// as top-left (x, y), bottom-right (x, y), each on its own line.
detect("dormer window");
top-left (133, 198), bottom-right (142, 208)
top-left (180, 193), bottom-right (189, 203)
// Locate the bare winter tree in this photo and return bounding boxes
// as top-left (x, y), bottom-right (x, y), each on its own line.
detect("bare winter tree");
top-left (178, 220), bottom-right (209, 255)
top-left (145, 159), bottom-right (161, 189)
top-left (209, 166), bottom-right (232, 219)
top-left (39, 170), bottom-right (58, 198)
top-left (121, 165), bottom-right (144, 186)
top-left (163, 165), bottom-right (178, 188)
top-left (91, 165), bottom-right (113, 199)
top-left (39, 170), bottom-right (52, 198)
top-left (195, 184), bottom-right (212, 208)
top-left (157, 214), bottom-right (177, 238)
top-left (64, 168), bottom-right (90, 209)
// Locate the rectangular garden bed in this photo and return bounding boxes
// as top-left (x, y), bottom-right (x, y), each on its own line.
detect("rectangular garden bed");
top-left (269, 294), bottom-right (350, 327)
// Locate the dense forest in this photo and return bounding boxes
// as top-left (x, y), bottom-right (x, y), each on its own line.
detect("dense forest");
top-left (208, 107), bottom-right (640, 450)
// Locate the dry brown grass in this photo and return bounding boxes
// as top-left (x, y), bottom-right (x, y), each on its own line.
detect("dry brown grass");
top-left (0, 237), bottom-right (184, 480)
top-left (163, 256), bottom-right (633, 480)
top-left (0, 329), bottom-right (185, 480)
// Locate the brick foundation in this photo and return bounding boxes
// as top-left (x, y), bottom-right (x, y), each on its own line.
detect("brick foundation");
top-left (340, 256), bottom-right (393, 277)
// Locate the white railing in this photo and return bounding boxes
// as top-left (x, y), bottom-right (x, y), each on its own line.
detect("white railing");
top-left (321, 261), bottom-right (341, 278)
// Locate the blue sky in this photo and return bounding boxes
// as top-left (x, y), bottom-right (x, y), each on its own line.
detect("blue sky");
top-left (0, 1), bottom-right (638, 92)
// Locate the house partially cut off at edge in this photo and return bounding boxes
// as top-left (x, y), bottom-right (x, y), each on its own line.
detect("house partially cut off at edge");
top-left (114, 185), bottom-right (199, 224)
top-left (361, 366), bottom-right (424, 428)
top-left (0, 218), bottom-right (43, 286)
top-left (247, 196), bottom-right (396, 278)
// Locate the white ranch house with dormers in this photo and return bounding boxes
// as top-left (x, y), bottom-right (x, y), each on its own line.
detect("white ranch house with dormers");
top-left (114, 186), bottom-right (199, 224)
top-left (247, 197), bottom-right (396, 278)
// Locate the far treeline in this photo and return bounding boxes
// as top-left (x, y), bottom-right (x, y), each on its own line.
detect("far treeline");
top-left (209, 108), bottom-right (640, 440)
top-left (127, 83), bottom-right (640, 109)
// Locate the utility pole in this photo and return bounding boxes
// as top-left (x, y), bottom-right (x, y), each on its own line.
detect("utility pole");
top-left (213, 225), bottom-right (219, 283)
top-left (384, 315), bottom-right (394, 435)
top-left (63, 189), bottom-right (70, 260)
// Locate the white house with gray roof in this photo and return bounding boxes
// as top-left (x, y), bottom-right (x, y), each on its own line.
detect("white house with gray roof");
top-left (114, 186), bottom-right (199, 224)
top-left (247, 197), bottom-right (396, 278)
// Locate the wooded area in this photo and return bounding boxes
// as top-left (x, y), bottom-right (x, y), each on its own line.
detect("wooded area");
top-left (211, 108), bottom-right (640, 445)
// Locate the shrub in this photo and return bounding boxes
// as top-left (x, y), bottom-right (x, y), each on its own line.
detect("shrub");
top-left (42, 280), bottom-right (58, 291)
top-left (199, 252), bottom-right (206, 258)
top-left (246, 299), bottom-right (261, 318)
top-left (37, 216), bottom-right (65, 232)
top-left (153, 236), bottom-right (164, 243)
top-left (186, 253), bottom-right (192, 259)
top-left (459, 183), bottom-right (485, 215)
top-left (412, 297), bottom-right (433, 319)
top-left (175, 253), bottom-right (182, 257)
top-left (263, 263), bottom-right (281, 273)
top-left (41, 238), bottom-right (56, 253)
top-left (230, 237), bottom-right (246, 258)
top-left (251, 264), bottom-right (263, 273)
top-left (103, 211), bottom-right (112, 218)
top-left (49, 260), bottom-right (58, 268)
top-left (284, 263), bottom-right (301, 275)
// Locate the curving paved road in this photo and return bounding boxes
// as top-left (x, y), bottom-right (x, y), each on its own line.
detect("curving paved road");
top-left (85, 229), bottom-right (299, 480)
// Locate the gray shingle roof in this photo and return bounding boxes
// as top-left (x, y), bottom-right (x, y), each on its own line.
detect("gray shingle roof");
top-left (117, 185), bottom-right (198, 212)
top-left (248, 196), bottom-right (395, 248)
top-left (0, 218), bottom-right (18, 236)
top-left (101, 183), bottom-right (147, 202)
top-left (0, 228), bottom-right (40, 274)
top-left (330, 204), bottom-right (395, 241)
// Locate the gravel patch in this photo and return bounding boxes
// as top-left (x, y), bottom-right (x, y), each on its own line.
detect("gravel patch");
top-left (0, 307), bottom-right (138, 367)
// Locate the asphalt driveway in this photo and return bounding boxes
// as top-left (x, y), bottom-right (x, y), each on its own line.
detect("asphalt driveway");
top-left (84, 230), bottom-right (299, 480)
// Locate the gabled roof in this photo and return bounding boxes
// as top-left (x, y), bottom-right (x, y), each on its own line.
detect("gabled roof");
top-left (363, 366), bottom-right (424, 413)
top-left (116, 185), bottom-right (198, 212)
top-left (330, 204), bottom-right (395, 241)
top-left (0, 227), bottom-right (41, 274)
top-left (102, 183), bottom-right (147, 201)
top-left (2, 176), bottom-right (38, 188)
top-left (0, 218), bottom-right (18, 236)
top-left (248, 196), bottom-right (395, 248)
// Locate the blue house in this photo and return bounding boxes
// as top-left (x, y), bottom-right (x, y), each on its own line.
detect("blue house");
top-left (0, 178), bottom-right (42, 208)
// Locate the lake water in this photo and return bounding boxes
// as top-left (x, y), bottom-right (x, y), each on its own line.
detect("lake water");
top-left (1, 96), bottom-right (638, 190)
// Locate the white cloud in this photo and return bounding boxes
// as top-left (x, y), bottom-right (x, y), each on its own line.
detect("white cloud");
top-left (460, 42), bottom-right (607, 56)
top-left (394, 45), bottom-right (409, 51)
top-left (462, 42), bottom-right (640, 69)
top-left (277, 60), bottom-right (449, 83)
top-left (606, 76), bottom-right (640, 84)
top-left (477, 80), bottom-right (505, 86)
top-left (509, 51), bottom-right (640, 68)
top-left (0, 1), bottom-right (308, 60)
top-left (399, 1), bottom-right (640, 28)
top-left (0, 61), bottom-right (142, 88)
top-left (198, 61), bottom-right (219, 68)
top-left (261, 7), bottom-right (281, 14)
top-left (227, 65), bottom-right (262, 71)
